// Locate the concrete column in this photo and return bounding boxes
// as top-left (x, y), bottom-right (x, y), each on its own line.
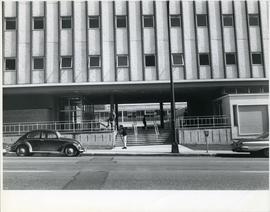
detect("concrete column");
top-left (160, 102), bottom-right (164, 128)
top-left (115, 103), bottom-right (119, 130)
top-left (110, 94), bottom-right (115, 112)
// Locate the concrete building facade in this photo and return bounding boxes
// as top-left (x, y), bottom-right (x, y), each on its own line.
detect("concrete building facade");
top-left (2, 1), bottom-right (269, 138)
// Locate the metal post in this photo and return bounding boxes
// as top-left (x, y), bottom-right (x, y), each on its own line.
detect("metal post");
top-left (167, 1), bottom-right (179, 153)
top-left (204, 130), bottom-right (209, 153)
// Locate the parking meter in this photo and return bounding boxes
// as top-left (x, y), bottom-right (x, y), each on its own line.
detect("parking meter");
top-left (204, 130), bottom-right (209, 137)
top-left (204, 130), bottom-right (209, 153)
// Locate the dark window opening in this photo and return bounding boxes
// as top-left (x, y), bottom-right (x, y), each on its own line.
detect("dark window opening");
top-left (225, 53), bottom-right (236, 65)
top-left (199, 54), bottom-right (210, 65)
top-left (61, 57), bottom-right (72, 68)
top-left (170, 15), bottom-right (181, 27)
top-left (33, 17), bottom-right (44, 30)
top-left (5, 18), bottom-right (16, 30)
top-left (197, 14), bottom-right (207, 27)
top-left (172, 54), bottom-right (184, 65)
top-left (33, 58), bottom-right (44, 70)
top-left (117, 55), bottom-right (128, 67)
top-left (116, 16), bottom-right (127, 28)
top-left (89, 16), bottom-right (99, 28)
top-left (61, 17), bottom-right (72, 29)
top-left (223, 15), bottom-right (233, 27)
top-left (249, 14), bottom-right (259, 26)
top-left (252, 53), bottom-right (262, 65)
top-left (145, 55), bottom-right (156, 67)
top-left (5, 58), bottom-right (16, 70)
top-left (89, 56), bottom-right (100, 68)
top-left (144, 16), bottom-right (154, 27)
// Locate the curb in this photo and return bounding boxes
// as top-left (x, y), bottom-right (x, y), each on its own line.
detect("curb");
top-left (81, 152), bottom-right (218, 157)
top-left (2, 152), bottom-right (222, 157)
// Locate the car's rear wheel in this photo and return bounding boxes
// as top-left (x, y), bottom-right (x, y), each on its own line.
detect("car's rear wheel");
top-left (16, 145), bottom-right (30, 156)
top-left (64, 146), bottom-right (78, 157)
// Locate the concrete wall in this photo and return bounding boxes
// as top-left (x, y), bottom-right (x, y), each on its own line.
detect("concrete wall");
top-left (3, 1), bottom-right (268, 85)
top-left (3, 109), bottom-right (53, 123)
top-left (178, 128), bottom-right (232, 144)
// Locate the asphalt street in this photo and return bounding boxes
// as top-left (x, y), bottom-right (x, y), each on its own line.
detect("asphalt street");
top-left (3, 156), bottom-right (269, 190)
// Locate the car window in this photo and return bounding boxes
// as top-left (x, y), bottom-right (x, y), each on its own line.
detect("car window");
top-left (47, 132), bottom-right (58, 139)
top-left (27, 131), bottom-right (41, 139)
top-left (56, 131), bottom-right (62, 138)
top-left (41, 132), bottom-right (46, 139)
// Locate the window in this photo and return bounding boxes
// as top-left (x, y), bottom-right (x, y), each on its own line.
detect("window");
top-left (5, 58), bottom-right (16, 70)
top-left (27, 131), bottom-right (41, 139)
top-left (252, 53), bottom-right (262, 65)
top-left (172, 53), bottom-right (184, 66)
top-left (5, 18), bottom-right (16, 30)
top-left (117, 55), bottom-right (128, 67)
top-left (145, 55), bottom-right (156, 67)
top-left (170, 15), bottom-right (181, 27)
top-left (116, 16), bottom-right (127, 28)
top-left (197, 14), bottom-right (207, 27)
top-left (33, 17), bottom-right (44, 30)
top-left (47, 132), bottom-right (58, 139)
top-left (33, 58), bottom-right (44, 70)
top-left (225, 53), bottom-right (236, 65)
top-left (89, 16), bottom-right (99, 29)
top-left (61, 17), bottom-right (72, 29)
top-left (223, 15), bottom-right (233, 27)
top-left (143, 16), bottom-right (154, 27)
top-left (61, 57), bottom-right (72, 68)
top-left (199, 53), bottom-right (210, 65)
top-left (89, 56), bottom-right (101, 68)
top-left (249, 14), bottom-right (259, 26)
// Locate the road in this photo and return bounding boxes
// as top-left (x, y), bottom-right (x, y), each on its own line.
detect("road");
top-left (3, 155), bottom-right (269, 190)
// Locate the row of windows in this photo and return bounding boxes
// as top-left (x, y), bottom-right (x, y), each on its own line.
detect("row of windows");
top-left (4, 14), bottom-right (260, 30)
top-left (5, 53), bottom-right (263, 71)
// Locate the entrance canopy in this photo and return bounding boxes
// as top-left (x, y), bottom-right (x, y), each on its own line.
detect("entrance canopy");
top-left (3, 79), bottom-right (268, 104)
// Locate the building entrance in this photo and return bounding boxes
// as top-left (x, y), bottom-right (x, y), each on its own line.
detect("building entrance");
top-left (59, 97), bottom-right (93, 124)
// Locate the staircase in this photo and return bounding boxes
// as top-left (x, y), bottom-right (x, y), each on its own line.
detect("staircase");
top-left (115, 127), bottom-right (171, 147)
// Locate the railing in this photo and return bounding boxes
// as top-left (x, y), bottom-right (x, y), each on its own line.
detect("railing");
top-left (3, 120), bottom-right (111, 135)
top-left (176, 115), bottom-right (230, 129)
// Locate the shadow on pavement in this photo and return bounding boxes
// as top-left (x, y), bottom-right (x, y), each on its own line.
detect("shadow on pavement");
top-left (216, 153), bottom-right (268, 158)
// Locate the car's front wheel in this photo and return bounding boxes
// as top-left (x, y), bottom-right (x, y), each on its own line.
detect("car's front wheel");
top-left (16, 145), bottom-right (30, 156)
top-left (64, 146), bottom-right (78, 157)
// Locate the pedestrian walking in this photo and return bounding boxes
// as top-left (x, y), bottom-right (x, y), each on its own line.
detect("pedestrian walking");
top-left (119, 125), bottom-right (127, 149)
top-left (143, 115), bottom-right (147, 129)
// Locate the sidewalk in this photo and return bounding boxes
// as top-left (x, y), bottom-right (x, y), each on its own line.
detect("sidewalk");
top-left (82, 144), bottom-right (247, 157)
top-left (2, 144), bottom-right (248, 157)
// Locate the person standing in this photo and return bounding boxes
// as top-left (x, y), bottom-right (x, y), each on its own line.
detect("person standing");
top-left (119, 125), bottom-right (127, 149)
top-left (107, 109), bottom-right (116, 130)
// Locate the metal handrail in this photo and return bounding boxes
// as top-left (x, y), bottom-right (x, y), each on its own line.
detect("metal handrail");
top-left (176, 115), bottom-right (230, 129)
top-left (3, 120), bottom-right (111, 135)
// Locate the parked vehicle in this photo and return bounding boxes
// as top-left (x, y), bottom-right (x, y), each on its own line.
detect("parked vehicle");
top-left (7, 130), bottom-right (85, 157)
top-left (231, 132), bottom-right (269, 157)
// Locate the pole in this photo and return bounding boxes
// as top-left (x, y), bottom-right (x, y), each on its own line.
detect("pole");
top-left (167, 1), bottom-right (179, 153)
